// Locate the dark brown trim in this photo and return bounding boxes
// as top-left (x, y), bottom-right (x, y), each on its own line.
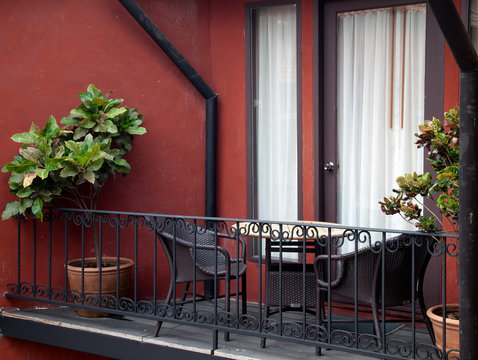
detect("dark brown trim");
top-left (245, 0), bottom-right (302, 260)
top-left (297, 0), bottom-right (304, 220)
top-left (245, 4), bottom-right (255, 222)
top-left (314, 0), bottom-right (325, 221)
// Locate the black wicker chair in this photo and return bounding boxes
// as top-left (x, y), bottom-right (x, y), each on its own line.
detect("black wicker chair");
top-left (152, 219), bottom-right (247, 341)
top-left (314, 233), bottom-right (435, 346)
top-left (261, 234), bottom-right (319, 348)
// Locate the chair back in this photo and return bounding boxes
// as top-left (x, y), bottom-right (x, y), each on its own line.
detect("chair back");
top-left (155, 219), bottom-right (225, 283)
top-left (327, 234), bottom-right (433, 307)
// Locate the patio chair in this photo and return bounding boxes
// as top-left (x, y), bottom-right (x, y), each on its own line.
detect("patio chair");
top-left (314, 233), bottom-right (435, 345)
top-left (152, 219), bottom-right (247, 341)
top-left (261, 234), bottom-right (319, 348)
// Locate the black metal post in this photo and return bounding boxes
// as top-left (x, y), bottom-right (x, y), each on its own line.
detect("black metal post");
top-left (205, 95), bottom-right (218, 218)
top-left (459, 70), bottom-right (478, 360)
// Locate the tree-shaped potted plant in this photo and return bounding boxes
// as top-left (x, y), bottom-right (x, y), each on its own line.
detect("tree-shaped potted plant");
top-left (379, 106), bottom-right (459, 355)
top-left (2, 84), bottom-right (146, 316)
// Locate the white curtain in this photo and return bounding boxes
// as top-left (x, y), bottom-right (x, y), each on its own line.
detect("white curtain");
top-left (255, 5), bottom-right (298, 222)
top-left (337, 5), bottom-right (426, 252)
top-left (471, 0), bottom-right (478, 50)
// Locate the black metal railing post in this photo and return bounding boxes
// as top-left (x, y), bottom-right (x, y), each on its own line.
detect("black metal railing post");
top-left (459, 69), bottom-right (478, 359)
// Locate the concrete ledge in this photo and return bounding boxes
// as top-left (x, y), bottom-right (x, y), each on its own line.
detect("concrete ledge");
top-left (0, 308), bottom-right (217, 360)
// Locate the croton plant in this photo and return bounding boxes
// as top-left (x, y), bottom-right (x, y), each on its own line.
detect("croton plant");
top-left (2, 84), bottom-right (146, 221)
top-left (379, 107), bottom-right (459, 232)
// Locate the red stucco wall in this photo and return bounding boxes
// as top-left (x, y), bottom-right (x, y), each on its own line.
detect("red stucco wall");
top-left (0, 1), bottom-right (213, 358)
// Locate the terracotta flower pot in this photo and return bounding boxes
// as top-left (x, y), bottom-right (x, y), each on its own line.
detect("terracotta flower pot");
top-left (67, 257), bottom-right (134, 317)
top-left (426, 304), bottom-right (460, 357)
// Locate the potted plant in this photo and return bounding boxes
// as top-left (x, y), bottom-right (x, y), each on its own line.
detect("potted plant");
top-left (379, 106), bottom-right (459, 355)
top-left (2, 84), bottom-right (146, 316)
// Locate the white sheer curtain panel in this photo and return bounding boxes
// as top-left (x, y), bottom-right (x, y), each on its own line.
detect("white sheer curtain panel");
top-left (337, 5), bottom-right (426, 252)
top-left (255, 5), bottom-right (298, 222)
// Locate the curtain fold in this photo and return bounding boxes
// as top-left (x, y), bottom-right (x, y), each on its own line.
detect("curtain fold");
top-left (337, 5), bottom-right (426, 251)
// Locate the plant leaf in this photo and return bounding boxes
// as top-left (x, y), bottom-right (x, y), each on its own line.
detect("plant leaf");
top-left (87, 84), bottom-right (103, 98)
top-left (34, 168), bottom-right (49, 179)
top-left (2, 201), bottom-right (20, 220)
top-left (73, 127), bottom-right (88, 140)
top-left (103, 120), bottom-right (118, 133)
top-left (19, 147), bottom-right (43, 165)
top-left (18, 198), bottom-right (33, 214)
top-left (70, 108), bottom-right (91, 118)
top-left (31, 198), bottom-right (43, 220)
top-left (84, 171), bottom-right (96, 184)
top-left (126, 126), bottom-right (147, 135)
top-left (11, 132), bottom-right (38, 144)
top-left (43, 115), bottom-right (60, 140)
top-left (106, 107), bottom-right (127, 119)
top-left (23, 172), bottom-right (38, 187)
top-left (60, 164), bottom-right (79, 178)
top-left (16, 187), bottom-right (35, 198)
top-left (87, 158), bottom-right (104, 172)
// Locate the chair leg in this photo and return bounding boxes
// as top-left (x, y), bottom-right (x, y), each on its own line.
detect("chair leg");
top-left (371, 300), bottom-right (382, 344)
top-left (154, 280), bottom-right (173, 337)
top-left (153, 320), bottom-right (163, 337)
top-left (181, 281), bottom-right (190, 302)
top-left (315, 289), bottom-right (324, 356)
top-left (241, 274), bottom-right (247, 315)
top-left (417, 271), bottom-right (436, 345)
top-left (260, 305), bottom-right (270, 348)
top-left (224, 278), bottom-right (231, 341)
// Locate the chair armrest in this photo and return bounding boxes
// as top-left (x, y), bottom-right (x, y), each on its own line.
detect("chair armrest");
top-left (217, 232), bottom-right (247, 262)
top-left (313, 254), bottom-right (347, 288)
top-left (159, 232), bottom-right (232, 262)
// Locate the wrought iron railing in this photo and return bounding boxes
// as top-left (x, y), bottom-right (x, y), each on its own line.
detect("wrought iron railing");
top-left (5, 208), bottom-right (459, 360)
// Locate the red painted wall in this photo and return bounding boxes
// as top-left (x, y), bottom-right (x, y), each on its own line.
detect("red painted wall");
top-left (0, 0), bottom-right (460, 358)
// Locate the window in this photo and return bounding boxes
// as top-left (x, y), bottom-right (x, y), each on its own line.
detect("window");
top-left (246, 2), bottom-right (300, 258)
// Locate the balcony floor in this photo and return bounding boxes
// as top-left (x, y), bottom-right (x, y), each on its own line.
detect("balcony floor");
top-left (0, 304), bottom-right (433, 360)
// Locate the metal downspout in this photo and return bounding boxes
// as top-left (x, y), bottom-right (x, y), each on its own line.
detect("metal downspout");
top-left (118, 0), bottom-right (218, 219)
top-left (427, 1), bottom-right (478, 359)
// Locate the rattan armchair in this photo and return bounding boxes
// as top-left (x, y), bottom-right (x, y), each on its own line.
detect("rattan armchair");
top-left (314, 233), bottom-right (435, 344)
top-left (152, 219), bottom-right (247, 340)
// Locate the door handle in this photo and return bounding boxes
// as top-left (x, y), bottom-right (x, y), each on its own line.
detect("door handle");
top-left (324, 162), bottom-right (335, 171)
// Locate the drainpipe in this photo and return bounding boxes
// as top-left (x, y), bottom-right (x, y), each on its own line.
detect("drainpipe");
top-left (119, 0), bottom-right (217, 298)
top-left (427, 1), bottom-right (478, 359)
top-left (118, 0), bottom-right (218, 219)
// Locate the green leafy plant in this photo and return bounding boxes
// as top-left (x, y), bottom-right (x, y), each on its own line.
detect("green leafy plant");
top-left (2, 84), bottom-right (146, 265)
top-left (379, 106), bottom-right (459, 232)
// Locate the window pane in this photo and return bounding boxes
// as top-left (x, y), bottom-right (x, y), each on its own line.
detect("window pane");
top-left (254, 5), bottom-right (298, 222)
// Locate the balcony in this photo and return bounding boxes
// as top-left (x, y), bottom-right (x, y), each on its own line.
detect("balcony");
top-left (0, 208), bottom-right (459, 360)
